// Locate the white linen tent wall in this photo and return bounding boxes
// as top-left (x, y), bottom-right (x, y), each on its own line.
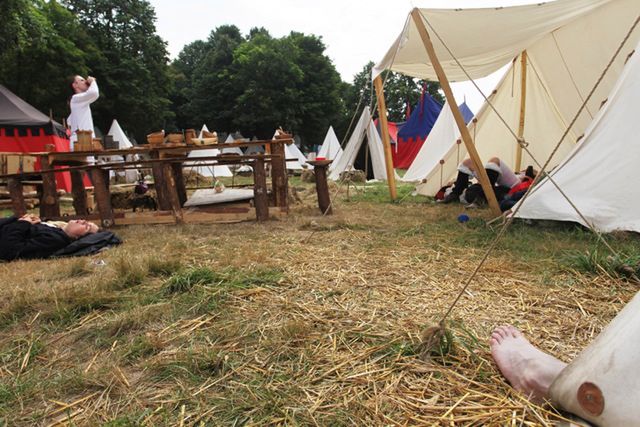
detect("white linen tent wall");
top-left (514, 43), bottom-right (640, 233)
top-left (185, 125), bottom-right (232, 178)
top-left (373, 0), bottom-right (640, 196)
top-left (318, 126), bottom-right (343, 161)
top-left (329, 107), bottom-right (399, 181)
top-left (107, 119), bottom-right (138, 183)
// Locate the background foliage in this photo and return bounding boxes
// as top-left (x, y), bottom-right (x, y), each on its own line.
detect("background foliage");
top-left (1, 0), bottom-right (441, 149)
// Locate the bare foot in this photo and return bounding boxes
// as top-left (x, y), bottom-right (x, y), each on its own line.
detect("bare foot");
top-left (490, 325), bottom-right (567, 402)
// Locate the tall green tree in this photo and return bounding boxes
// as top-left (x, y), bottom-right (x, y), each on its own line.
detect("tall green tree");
top-left (229, 31), bottom-right (303, 139)
top-left (344, 62), bottom-right (444, 124)
top-left (187, 25), bottom-right (244, 131)
top-left (288, 32), bottom-right (344, 149)
top-left (0, 0), bottom-right (95, 122)
top-left (63, 0), bottom-right (173, 141)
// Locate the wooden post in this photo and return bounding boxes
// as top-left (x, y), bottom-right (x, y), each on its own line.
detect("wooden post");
top-left (90, 166), bottom-right (114, 227)
top-left (171, 162), bottom-right (188, 207)
top-left (7, 178), bottom-right (26, 217)
top-left (150, 151), bottom-right (171, 211)
top-left (515, 51), bottom-right (528, 172)
top-left (270, 141), bottom-right (289, 210)
top-left (70, 170), bottom-right (89, 215)
top-left (311, 160), bottom-right (332, 215)
top-left (253, 156), bottom-right (269, 221)
top-left (373, 75), bottom-right (398, 201)
top-left (39, 155), bottom-right (60, 218)
top-left (162, 162), bottom-right (184, 223)
top-left (410, 8), bottom-right (501, 216)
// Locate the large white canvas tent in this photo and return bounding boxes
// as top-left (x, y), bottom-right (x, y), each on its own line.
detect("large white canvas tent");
top-left (318, 126), bottom-right (343, 161)
top-left (185, 125), bottom-right (232, 178)
top-left (107, 119), bottom-right (138, 183)
top-left (374, 0), bottom-right (640, 196)
top-left (514, 41), bottom-right (640, 233)
top-left (329, 107), bottom-right (399, 181)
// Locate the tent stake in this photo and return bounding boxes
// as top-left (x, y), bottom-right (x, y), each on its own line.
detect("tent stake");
top-left (515, 51), bottom-right (528, 171)
top-left (373, 76), bottom-right (398, 201)
top-left (410, 8), bottom-right (501, 216)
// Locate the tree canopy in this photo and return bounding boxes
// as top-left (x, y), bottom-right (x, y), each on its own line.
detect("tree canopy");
top-left (1, 1), bottom-right (441, 150)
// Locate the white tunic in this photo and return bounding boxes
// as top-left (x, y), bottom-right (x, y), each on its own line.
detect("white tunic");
top-left (67, 82), bottom-right (99, 149)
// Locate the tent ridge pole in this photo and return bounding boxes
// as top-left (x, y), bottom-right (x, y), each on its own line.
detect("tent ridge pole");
top-left (410, 8), bottom-right (501, 216)
top-left (373, 75), bottom-right (398, 201)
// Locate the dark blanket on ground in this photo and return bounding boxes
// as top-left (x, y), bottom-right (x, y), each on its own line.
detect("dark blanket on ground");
top-left (53, 231), bottom-right (121, 257)
top-left (0, 216), bottom-right (121, 261)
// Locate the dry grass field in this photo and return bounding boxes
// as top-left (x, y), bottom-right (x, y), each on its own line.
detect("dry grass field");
top-left (0, 181), bottom-right (638, 426)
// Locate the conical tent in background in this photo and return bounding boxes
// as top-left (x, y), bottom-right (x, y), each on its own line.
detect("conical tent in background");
top-left (393, 91), bottom-right (442, 169)
top-left (514, 43), bottom-right (640, 233)
top-left (186, 124), bottom-right (232, 178)
top-left (221, 134), bottom-right (244, 155)
top-left (107, 119), bottom-right (139, 183)
top-left (401, 102), bottom-right (473, 183)
top-left (317, 126), bottom-right (343, 161)
top-left (374, 0), bottom-right (640, 196)
top-left (329, 106), bottom-right (399, 181)
top-left (273, 129), bottom-right (305, 170)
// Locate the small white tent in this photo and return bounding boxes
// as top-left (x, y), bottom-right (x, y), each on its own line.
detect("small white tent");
top-left (374, 0), bottom-right (640, 196)
top-left (329, 107), bottom-right (399, 181)
top-left (185, 125), bottom-right (232, 178)
top-left (107, 119), bottom-right (138, 183)
top-left (273, 129), bottom-right (306, 170)
top-left (514, 44), bottom-right (640, 233)
top-left (221, 134), bottom-right (244, 156)
top-left (318, 126), bottom-right (344, 161)
top-left (401, 102), bottom-right (472, 184)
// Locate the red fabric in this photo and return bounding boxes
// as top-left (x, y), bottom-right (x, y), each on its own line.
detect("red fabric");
top-left (508, 177), bottom-right (533, 195)
top-left (0, 127), bottom-right (73, 191)
top-left (393, 136), bottom-right (428, 169)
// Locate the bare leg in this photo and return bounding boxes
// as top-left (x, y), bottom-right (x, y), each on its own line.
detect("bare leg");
top-left (490, 325), bottom-right (567, 402)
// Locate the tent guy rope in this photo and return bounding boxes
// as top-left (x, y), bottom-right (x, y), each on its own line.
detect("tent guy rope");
top-left (420, 12), bottom-right (640, 354)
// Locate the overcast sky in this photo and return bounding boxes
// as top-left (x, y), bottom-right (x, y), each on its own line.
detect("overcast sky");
top-left (149, 0), bottom-right (547, 113)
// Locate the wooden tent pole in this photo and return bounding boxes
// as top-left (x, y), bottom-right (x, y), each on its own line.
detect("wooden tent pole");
top-left (515, 51), bottom-right (527, 171)
top-left (373, 75), bottom-right (398, 201)
top-left (410, 8), bottom-right (501, 216)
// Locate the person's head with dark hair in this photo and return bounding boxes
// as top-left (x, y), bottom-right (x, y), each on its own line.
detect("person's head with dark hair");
top-left (525, 165), bottom-right (536, 179)
top-left (70, 75), bottom-right (90, 94)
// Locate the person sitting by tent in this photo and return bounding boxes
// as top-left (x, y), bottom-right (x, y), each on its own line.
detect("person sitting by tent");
top-left (0, 214), bottom-right (120, 261)
top-left (490, 288), bottom-right (640, 427)
top-left (438, 157), bottom-right (534, 209)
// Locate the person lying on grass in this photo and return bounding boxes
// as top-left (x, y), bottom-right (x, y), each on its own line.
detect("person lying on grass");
top-left (0, 214), bottom-right (121, 261)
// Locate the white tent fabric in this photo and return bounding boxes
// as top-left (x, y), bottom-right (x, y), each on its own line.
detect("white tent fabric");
top-left (221, 134), bottom-right (244, 155)
top-left (318, 126), bottom-right (344, 161)
top-left (186, 124), bottom-right (232, 178)
top-left (376, 0), bottom-right (640, 196)
top-left (273, 129), bottom-right (305, 170)
top-left (107, 119), bottom-right (138, 183)
top-left (373, 0), bottom-right (634, 82)
top-left (329, 107), bottom-right (399, 181)
top-left (514, 45), bottom-right (640, 233)
top-left (401, 101), bottom-right (461, 182)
